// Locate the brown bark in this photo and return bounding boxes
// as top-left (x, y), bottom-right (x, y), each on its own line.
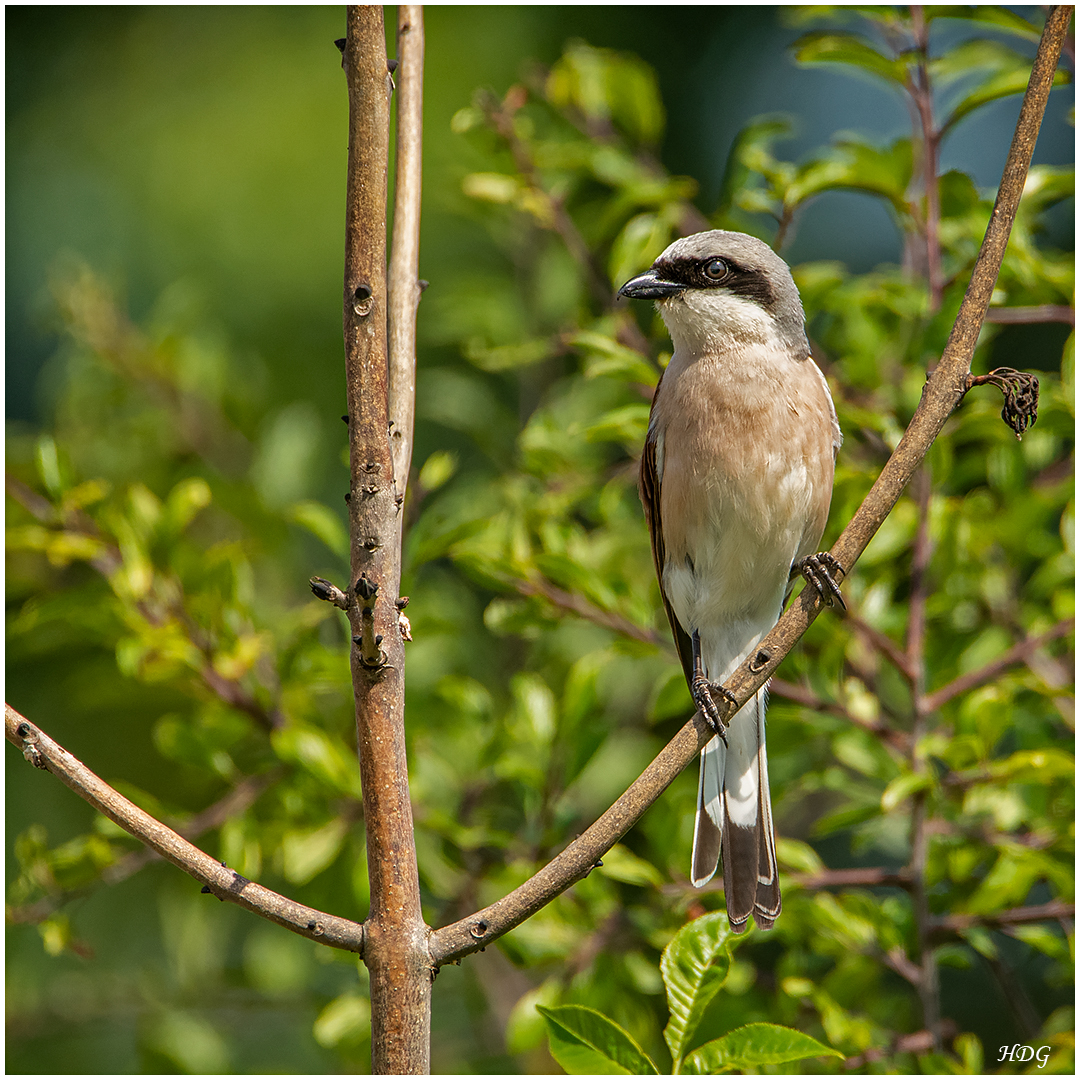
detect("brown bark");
top-left (342, 7), bottom-right (429, 1072)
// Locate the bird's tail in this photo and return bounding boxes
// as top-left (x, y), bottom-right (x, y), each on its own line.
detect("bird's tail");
top-left (690, 684), bottom-right (781, 931)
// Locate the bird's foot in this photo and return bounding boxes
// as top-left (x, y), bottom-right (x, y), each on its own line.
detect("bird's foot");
top-left (795, 552), bottom-right (846, 610)
top-left (691, 675), bottom-right (736, 740)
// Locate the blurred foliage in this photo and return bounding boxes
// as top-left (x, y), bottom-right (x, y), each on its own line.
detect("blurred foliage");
top-left (6, 5), bottom-right (1074, 1075)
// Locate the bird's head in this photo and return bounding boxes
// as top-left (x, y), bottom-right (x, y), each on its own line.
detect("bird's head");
top-left (617, 230), bottom-right (808, 355)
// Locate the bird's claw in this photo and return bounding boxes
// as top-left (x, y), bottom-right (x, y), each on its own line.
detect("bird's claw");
top-left (691, 676), bottom-right (735, 741)
top-left (796, 552), bottom-right (846, 610)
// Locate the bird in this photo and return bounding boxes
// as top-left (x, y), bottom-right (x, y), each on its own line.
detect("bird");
top-left (618, 230), bottom-right (843, 932)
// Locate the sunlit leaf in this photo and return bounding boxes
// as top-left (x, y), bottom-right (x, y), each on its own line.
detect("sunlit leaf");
top-left (539, 1004), bottom-right (659, 1075)
top-left (661, 910), bottom-right (733, 1065)
top-left (684, 1023), bottom-right (844, 1073)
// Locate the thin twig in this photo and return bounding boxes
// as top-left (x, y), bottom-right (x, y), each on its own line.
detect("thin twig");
top-left (388, 5), bottom-right (424, 500)
top-left (7, 767), bottom-right (284, 924)
top-left (843, 1024), bottom-right (958, 1071)
top-left (984, 304), bottom-right (1074, 325)
top-left (920, 617), bottom-right (1074, 713)
top-left (845, 608), bottom-right (917, 682)
top-left (791, 866), bottom-right (913, 890)
top-left (770, 677), bottom-right (910, 754)
top-left (930, 900), bottom-right (1075, 939)
top-left (478, 88), bottom-right (613, 308)
top-left (662, 865), bottom-right (914, 900)
top-left (909, 6), bottom-right (944, 311)
top-left (5, 705), bottom-right (364, 952)
top-left (511, 576), bottom-right (664, 646)
top-left (427, 8), bottom-right (1071, 967)
top-left (906, 465), bottom-right (942, 1050)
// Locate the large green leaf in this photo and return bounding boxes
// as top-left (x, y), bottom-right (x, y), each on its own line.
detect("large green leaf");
top-left (938, 41), bottom-right (1070, 135)
top-left (683, 1023), bottom-right (844, 1074)
top-left (661, 910), bottom-right (733, 1066)
top-left (794, 32), bottom-right (907, 86)
top-left (538, 1005), bottom-right (659, 1075)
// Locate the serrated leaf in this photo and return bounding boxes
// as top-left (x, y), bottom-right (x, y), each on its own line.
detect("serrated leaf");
top-left (538, 1005), bottom-right (658, 1075)
top-left (661, 911), bottom-right (733, 1065)
top-left (683, 1023), bottom-right (844, 1073)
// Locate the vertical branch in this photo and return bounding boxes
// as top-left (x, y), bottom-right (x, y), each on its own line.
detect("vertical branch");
top-left (905, 466), bottom-right (941, 1050)
top-left (343, 7), bottom-right (429, 1073)
top-left (388, 5), bottom-right (425, 498)
top-left (910, 5), bottom-right (943, 311)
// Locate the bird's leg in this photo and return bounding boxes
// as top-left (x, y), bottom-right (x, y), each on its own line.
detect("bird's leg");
top-left (793, 552), bottom-right (846, 610)
top-left (690, 629), bottom-right (736, 739)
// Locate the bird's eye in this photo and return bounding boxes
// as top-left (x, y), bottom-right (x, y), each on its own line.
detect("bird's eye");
top-left (703, 258), bottom-right (728, 280)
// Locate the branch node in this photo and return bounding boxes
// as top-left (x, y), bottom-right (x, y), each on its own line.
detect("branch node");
top-left (310, 576), bottom-right (351, 610)
top-left (355, 588), bottom-right (388, 670)
top-left (748, 647), bottom-right (773, 674)
top-left (355, 574), bottom-right (379, 600)
top-left (469, 920), bottom-right (489, 940)
top-left (16, 722), bottom-right (46, 769)
top-left (353, 284), bottom-right (374, 317)
top-left (964, 367), bottom-right (1039, 438)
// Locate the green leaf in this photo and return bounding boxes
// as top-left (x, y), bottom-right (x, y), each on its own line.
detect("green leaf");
top-left (786, 137), bottom-right (912, 211)
top-left (281, 818), bottom-right (348, 885)
top-left (163, 477), bottom-right (212, 534)
top-left (881, 770), bottom-right (932, 811)
top-left (794, 32), bottom-right (906, 86)
top-left (661, 910), bottom-right (733, 1066)
top-left (683, 1023), bottom-right (844, 1074)
top-left (538, 1004), bottom-right (659, 1075)
top-left (287, 500), bottom-right (349, 559)
top-left (941, 60), bottom-right (1069, 135)
top-left (584, 404), bottom-right (651, 446)
top-left (596, 843), bottom-right (664, 887)
top-left (313, 993), bottom-right (371, 1048)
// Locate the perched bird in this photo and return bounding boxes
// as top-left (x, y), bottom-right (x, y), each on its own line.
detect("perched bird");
top-left (618, 231), bottom-right (843, 932)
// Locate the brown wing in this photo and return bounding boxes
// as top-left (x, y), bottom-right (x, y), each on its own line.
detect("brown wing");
top-left (639, 384), bottom-right (695, 689)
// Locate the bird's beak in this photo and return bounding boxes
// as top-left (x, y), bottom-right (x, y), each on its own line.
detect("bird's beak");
top-left (617, 268), bottom-right (687, 300)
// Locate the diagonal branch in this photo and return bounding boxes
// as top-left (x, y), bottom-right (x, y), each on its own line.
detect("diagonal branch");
top-left (426, 6), bottom-right (1072, 968)
top-left (5, 704), bottom-right (364, 953)
top-left (510, 575), bottom-right (664, 646)
top-left (919, 616), bottom-right (1074, 713)
top-left (770, 677), bottom-right (910, 754)
top-left (7, 765), bottom-right (283, 925)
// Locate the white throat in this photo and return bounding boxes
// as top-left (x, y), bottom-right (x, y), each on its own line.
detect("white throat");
top-left (658, 290), bottom-right (781, 356)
